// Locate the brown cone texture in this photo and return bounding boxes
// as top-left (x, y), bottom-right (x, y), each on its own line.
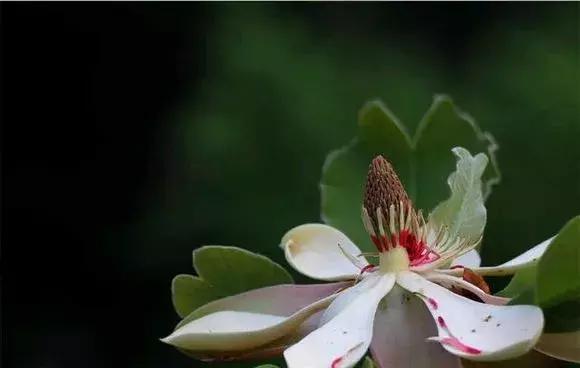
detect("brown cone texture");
top-left (363, 155), bottom-right (411, 227)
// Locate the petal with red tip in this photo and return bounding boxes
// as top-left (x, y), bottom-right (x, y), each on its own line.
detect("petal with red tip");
top-left (396, 271), bottom-right (544, 361)
top-left (370, 285), bottom-right (461, 368)
top-left (284, 273), bottom-right (395, 368)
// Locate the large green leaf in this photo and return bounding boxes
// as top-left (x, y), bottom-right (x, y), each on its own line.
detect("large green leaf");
top-left (429, 147), bottom-right (487, 244)
top-left (171, 246), bottom-right (293, 318)
top-left (496, 265), bottom-right (536, 302)
top-left (321, 96), bottom-right (499, 251)
top-left (537, 216), bottom-right (580, 308)
top-left (501, 216), bottom-right (580, 332)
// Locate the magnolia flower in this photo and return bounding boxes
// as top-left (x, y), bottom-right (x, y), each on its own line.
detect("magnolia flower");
top-left (162, 151), bottom-right (547, 368)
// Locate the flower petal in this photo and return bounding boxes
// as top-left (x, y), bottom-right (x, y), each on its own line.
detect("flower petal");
top-left (441, 236), bottom-right (555, 277)
top-left (281, 224), bottom-right (369, 281)
top-left (284, 273), bottom-right (396, 368)
top-left (424, 273), bottom-right (510, 305)
top-left (162, 282), bottom-right (349, 353)
top-left (535, 330), bottom-right (580, 363)
top-left (370, 285), bottom-right (462, 368)
top-left (397, 271), bottom-right (544, 361)
top-left (318, 272), bottom-right (380, 326)
top-left (451, 249), bottom-right (481, 268)
top-left (182, 310), bottom-right (327, 362)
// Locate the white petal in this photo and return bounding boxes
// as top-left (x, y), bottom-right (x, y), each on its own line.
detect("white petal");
top-left (451, 249), bottom-right (481, 268)
top-left (442, 236), bottom-right (555, 277)
top-left (397, 271), bottom-right (544, 361)
top-left (370, 285), bottom-right (462, 368)
top-left (318, 272), bottom-right (381, 326)
top-left (162, 283), bottom-right (347, 352)
top-left (535, 330), bottom-right (580, 363)
top-left (424, 272), bottom-right (510, 305)
top-left (284, 273), bottom-right (395, 368)
top-left (281, 224), bottom-right (369, 281)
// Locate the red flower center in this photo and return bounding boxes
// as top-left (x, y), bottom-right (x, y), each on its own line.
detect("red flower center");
top-left (372, 229), bottom-right (439, 267)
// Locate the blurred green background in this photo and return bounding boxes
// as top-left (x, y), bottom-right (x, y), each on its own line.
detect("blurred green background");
top-left (4, 2), bottom-right (579, 368)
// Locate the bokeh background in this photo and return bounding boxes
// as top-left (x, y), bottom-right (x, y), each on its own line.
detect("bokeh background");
top-left (3, 2), bottom-right (579, 368)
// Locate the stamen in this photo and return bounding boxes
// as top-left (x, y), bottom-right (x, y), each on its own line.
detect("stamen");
top-left (337, 243), bottom-right (367, 270)
top-left (376, 208), bottom-right (387, 251)
top-left (389, 205), bottom-right (397, 236)
top-left (399, 201), bottom-right (405, 231)
top-left (360, 264), bottom-right (376, 275)
top-left (361, 155), bottom-right (479, 266)
top-left (361, 207), bottom-right (376, 237)
top-left (357, 252), bottom-right (381, 258)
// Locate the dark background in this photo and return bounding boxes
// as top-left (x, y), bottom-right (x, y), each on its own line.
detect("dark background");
top-left (2, 3), bottom-right (579, 368)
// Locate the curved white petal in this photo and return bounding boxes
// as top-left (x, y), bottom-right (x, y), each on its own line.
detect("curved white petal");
top-left (162, 282), bottom-right (348, 352)
top-left (535, 330), bottom-right (580, 363)
top-left (451, 249), bottom-right (481, 268)
top-left (370, 285), bottom-right (462, 368)
top-left (424, 273), bottom-right (510, 306)
top-left (183, 310), bottom-right (331, 363)
top-left (318, 271), bottom-right (381, 326)
top-left (284, 273), bottom-right (395, 368)
top-left (441, 236), bottom-right (555, 277)
top-left (281, 224), bottom-right (369, 281)
top-left (397, 271), bottom-right (544, 361)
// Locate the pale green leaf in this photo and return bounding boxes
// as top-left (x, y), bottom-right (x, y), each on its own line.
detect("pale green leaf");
top-left (171, 246), bottom-right (293, 318)
top-left (429, 147), bottom-right (487, 243)
top-left (321, 96), bottom-right (499, 252)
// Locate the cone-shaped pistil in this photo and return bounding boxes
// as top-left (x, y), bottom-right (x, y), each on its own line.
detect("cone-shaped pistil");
top-left (363, 155), bottom-right (412, 232)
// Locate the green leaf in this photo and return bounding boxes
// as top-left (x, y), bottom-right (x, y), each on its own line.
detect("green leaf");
top-left (413, 97), bottom-right (499, 206)
top-left (537, 216), bottom-right (580, 308)
top-left (321, 96), bottom-right (499, 252)
top-left (542, 300), bottom-right (580, 333)
top-left (171, 246), bottom-right (293, 318)
top-left (429, 147), bottom-right (488, 243)
top-left (193, 246), bottom-right (294, 295)
top-left (171, 274), bottom-right (222, 318)
top-left (501, 216), bottom-right (580, 332)
top-left (496, 265), bottom-right (536, 301)
top-left (254, 365), bottom-right (280, 368)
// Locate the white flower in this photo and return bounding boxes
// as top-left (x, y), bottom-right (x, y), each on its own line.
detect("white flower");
top-left (279, 223), bottom-right (547, 367)
top-left (162, 153), bottom-right (547, 367)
